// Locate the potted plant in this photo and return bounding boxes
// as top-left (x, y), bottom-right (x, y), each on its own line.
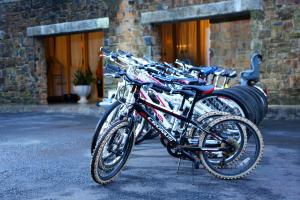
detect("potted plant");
top-left (72, 68), bottom-right (94, 103)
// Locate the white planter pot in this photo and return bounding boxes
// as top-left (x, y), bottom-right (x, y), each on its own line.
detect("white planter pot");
top-left (73, 85), bottom-right (91, 104)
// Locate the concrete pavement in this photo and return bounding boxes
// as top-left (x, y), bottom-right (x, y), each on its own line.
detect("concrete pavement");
top-left (0, 113), bottom-right (299, 200)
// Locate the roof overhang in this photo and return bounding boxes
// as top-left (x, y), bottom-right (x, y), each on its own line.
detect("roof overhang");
top-left (141, 0), bottom-right (263, 24)
top-left (27, 17), bottom-right (109, 37)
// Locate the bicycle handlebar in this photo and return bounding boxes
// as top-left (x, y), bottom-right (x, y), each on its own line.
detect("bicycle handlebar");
top-left (105, 63), bottom-right (172, 93)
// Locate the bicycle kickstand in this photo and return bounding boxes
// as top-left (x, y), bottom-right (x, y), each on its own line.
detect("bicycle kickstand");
top-left (192, 162), bottom-right (195, 185)
top-left (176, 158), bottom-right (182, 174)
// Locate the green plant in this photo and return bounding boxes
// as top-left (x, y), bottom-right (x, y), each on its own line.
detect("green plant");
top-left (72, 68), bottom-right (94, 85)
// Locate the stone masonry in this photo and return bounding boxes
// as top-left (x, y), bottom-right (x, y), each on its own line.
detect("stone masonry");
top-left (105, 0), bottom-right (300, 104)
top-left (210, 18), bottom-right (252, 76)
top-left (251, 0), bottom-right (300, 104)
top-left (0, 0), bottom-right (300, 104)
top-left (0, 0), bottom-right (112, 104)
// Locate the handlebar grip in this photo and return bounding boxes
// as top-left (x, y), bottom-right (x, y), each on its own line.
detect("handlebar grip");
top-left (100, 47), bottom-right (111, 55)
top-left (146, 67), bottom-right (160, 74)
top-left (155, 64), bottom-right (165, 71)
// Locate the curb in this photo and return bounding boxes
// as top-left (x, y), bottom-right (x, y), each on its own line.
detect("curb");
top-left (0, 104), bottom-right (300, 120)
top-left (0, 104), bottom-right (107, 117)
top-left (265, 105), bottom-right (300, 121)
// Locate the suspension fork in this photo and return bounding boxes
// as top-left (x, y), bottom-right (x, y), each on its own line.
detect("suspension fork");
top-left (109, 85), bottom-right (141, 149)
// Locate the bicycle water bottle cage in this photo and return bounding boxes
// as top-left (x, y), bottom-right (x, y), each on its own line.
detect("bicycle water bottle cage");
top-left (240, 53), bottom-right (262, 85)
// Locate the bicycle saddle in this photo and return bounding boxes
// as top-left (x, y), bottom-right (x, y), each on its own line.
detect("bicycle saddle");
top-left (181, 84), bottom-right (214, 95)
top-left (173, 77), bottom-right (206, 85)
top-left (153, 75), bottom-right (206, 85)
top-left (152, 75), bottom-right (176, 83)
top-left (200, 66), bottom-right (219, 75)
top-left (241, 53), bottom-right (262, 82)
top-left (189, 66), bottom-right (218, 76)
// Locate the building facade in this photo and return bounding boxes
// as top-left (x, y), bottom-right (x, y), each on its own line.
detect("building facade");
top-left (0, 0), bottom-right (299, 104)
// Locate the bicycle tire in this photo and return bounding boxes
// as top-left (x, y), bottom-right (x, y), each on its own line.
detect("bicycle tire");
top-left (234, 86), bottom-right (266, 123)
top-left (196, 95), bottom-right (246, 117)
top-left (225, 88), bottom-right (259, 124)
top-left (248, 86), bottom-right (268, 115)
top-left (210, 90), bottom-right (256, 123)
top-left (91, 101), bottom-right (122, 155)
top-left (91, 120), bottom-right (135, 185)
top-left (229, 86), bottom-right (263, 124)
top-left (199, 115), bottom-right (264, 179)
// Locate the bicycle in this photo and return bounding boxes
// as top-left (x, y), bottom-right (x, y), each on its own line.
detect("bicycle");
top-left (90, 68), bottom-right (264, 184)
top-left (90, 48), bottom-right (248, 154)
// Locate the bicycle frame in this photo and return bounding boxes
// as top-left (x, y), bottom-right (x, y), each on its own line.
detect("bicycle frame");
top-left (129, 85), bottom-right (228, 150)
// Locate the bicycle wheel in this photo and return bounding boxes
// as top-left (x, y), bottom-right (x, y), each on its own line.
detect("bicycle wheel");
top-left (188, 111), bottom-right (230, 138)
top-left (195, 94), bottom-right (246, 117)
top-left (229, 86), bottom-right (263, 124)
top-left (195, 111), bottom-right (230, 128)
top-left (199, 115), bottom-right (264, 179)
top-left (212, 90), bottom-right (256, 123)
top-left (241, 86), bottom-right (266, 123)
top-left (91, 120), bottom-right (134, 185)
top-left (248, 86), bottom-right (268, 116)
top-left (91, 101), bottom-right (122, 155)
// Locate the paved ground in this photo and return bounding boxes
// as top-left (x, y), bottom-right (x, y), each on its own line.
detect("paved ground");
top-left (0, 113), bottom-right (299, 200)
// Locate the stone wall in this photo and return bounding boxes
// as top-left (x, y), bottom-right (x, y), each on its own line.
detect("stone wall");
top-left (251, 0), bottom-right (300, 104)
top-left (105, 0), bottom-right (230, 60)
top-left (210, 18), bottom-right (252, 75)
top-left (106, 0), bottom-right (300, 104)
top-left (1, 0), bottom-right (300, 104)
top-left (0, 0), bottom-right (110, 104)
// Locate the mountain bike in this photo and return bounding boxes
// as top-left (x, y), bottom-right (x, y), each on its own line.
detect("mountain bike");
top-left (90, 48), bottom-right (247, 154)
top-left (90, 69), bottom-right (264, 184)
